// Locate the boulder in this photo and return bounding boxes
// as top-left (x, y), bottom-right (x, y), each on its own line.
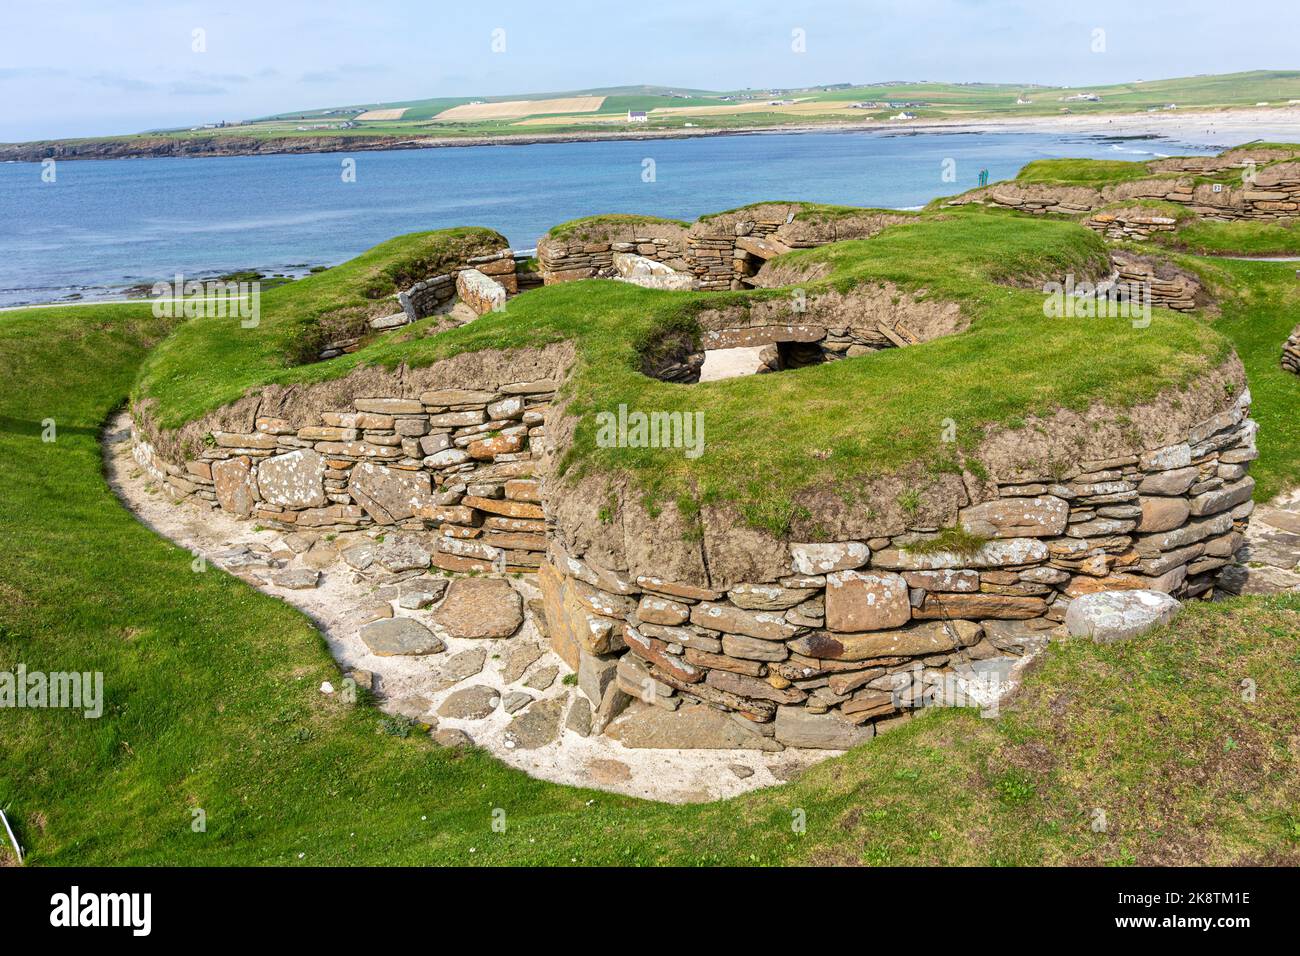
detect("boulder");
top-left (825, 570), bottom-right (911, 632)
top-left (690, 602), bottom-right (799, 640)
top-left (727, 583), bottom-right (816, 610)
top-left (790, 541), bottom-right (870, 574)
top-left (1138, 496), bottom-right (1191, 532)
top-left (373, 537), bottom-right (431, 572)
top-left (456, 268), bottom-right (507, 316)
top-left (212, 455), bottom-right (259, 516)
top-left (1064, 590), bottom-right (1181, 643)
top-left (871, 537), bottom-right (1048, 570)
top-left (566, 697), bottom-right (593, 737)
top-left (605, 702), bottom-right (782, 750)
top-left (578, 650), bottom-right (620, 706)
top-left (789, 619), bottom-right (982, 660)
top-left (958, 496), bottom-right (1068, 538)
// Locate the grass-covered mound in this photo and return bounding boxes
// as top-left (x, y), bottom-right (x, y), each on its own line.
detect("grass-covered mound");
top-left (136, 209), bottom-right (1232, 535)
top-left (546, 213), bottom-right (690, 242)
top-left (135, 226), bottom-right (506, 425)
top-left (1153, 218), bottom-right (1300, 257)
top-left (1, 304), bottom-right (1297, 865)
top-left (1014, 158), bottom-right (1174, 188)
top-left (1014, 144), bottom-right (1300, 189)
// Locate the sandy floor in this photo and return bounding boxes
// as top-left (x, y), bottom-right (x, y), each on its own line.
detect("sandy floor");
top-left (699, 346), bottom-right (766, 382)
top-left (103, 413), bottom-right (835, 803)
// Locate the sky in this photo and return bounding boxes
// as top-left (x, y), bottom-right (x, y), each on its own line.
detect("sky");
top-left (2, 0), bottom-right (1297, 141)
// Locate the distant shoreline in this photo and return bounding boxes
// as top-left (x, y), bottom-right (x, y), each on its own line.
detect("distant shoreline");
top-left (5, 107), bottom-right (1300, 163)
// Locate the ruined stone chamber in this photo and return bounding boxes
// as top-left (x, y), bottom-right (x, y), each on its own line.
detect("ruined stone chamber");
top-left (129, 341), bottom-right (1258, 750)
top-left (128, 194), bottom-right (1263, 752)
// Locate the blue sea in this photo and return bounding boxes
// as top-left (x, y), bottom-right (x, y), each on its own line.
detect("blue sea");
top-left (0, 129), bottom-right (1217, 308)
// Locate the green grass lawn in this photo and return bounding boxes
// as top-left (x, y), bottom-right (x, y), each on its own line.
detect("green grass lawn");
top-left (1, 302), bottom-right (1298, 866)
top-left (1014, 158), bottom-right (1166, 187)
top-left (1196, 257), bottom-right (1300, 500)
top-left (1156, 219), bottom-right (1300, 257)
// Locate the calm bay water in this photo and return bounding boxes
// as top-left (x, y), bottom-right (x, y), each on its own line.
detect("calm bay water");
top-left (0, 129), bottom-right (1216, 308)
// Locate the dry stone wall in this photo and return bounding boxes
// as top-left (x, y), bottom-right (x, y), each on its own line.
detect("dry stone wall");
top-left (538, 206), bottom-right (914, 292)
top-left (947, 157), bottom-right (1300, 228)
top-left (132, 356), bottom-right (567, 575)
top-left (1109, 252), bottom-right (1204, 312)
top-left (130, 196), bottom-right (1262, 751)
top-left (1285, 324), bottom-right (1300, 375)
top-left (538, 386), bottom-right (1257, 748)
top-left (133, 346), bottom-right (1257, 749)
top-left (396, 250), bottom-right (520, 322)
top-left (317, 249), bottom-right (524, 361)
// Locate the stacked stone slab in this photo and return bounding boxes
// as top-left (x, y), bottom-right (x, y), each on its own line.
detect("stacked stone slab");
top-left (1285, 324), bottom-right (1300, 375)
top-left (538, 389), bottom-right (1257, 746)
top-left (455, 268), bottom-right (508, 316)
top-left (539, 233), bottom-right (691, 285)
top-left (1086, 209), bottom-right (1180, 241)
top-left (539, 206), bottom-right (914, 292)
top-left (397, 249), bottom-right (520, 322)
top-left (1109, 252), bottom-right (1203, 312)
top-left (948, 155), bottom-right (1300, 223)
top-left (132, 380), bottom-right (557, 573)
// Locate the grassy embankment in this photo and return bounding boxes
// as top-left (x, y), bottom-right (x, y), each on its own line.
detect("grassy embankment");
top-left (0, 302), bottom-right (1297, 865)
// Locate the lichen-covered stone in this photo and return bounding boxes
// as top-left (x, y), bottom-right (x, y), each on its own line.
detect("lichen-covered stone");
top-left (347, 461), bottom-right (431, 524)
top-left (1064, 590), bottom-right (1181, 643)
top-left (824, 570), bottom-right (910, 632)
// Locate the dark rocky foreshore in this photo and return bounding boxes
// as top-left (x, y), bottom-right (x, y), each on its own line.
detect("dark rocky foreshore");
top-left (0, 126), bottom-right (780, 163)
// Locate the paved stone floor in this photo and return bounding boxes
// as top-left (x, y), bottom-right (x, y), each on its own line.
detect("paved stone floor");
top-left (1222, 488), bottom-right (1300, 595)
